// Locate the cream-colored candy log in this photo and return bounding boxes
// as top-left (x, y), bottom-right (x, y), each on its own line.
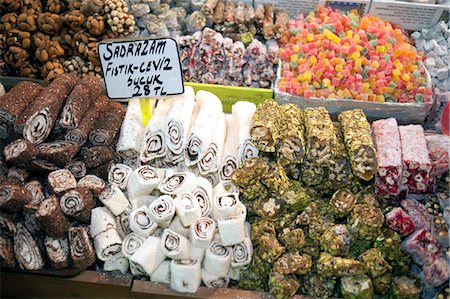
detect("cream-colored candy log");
top-left (161, 229), bottom-right (191, 260)
top-left (148, 195), bottom-right (175, 228)
top-left (93, 228), bottom-right (123, 261)
top-left (98, 185), bottom-right (130, 216)
top-left (203, 242), bottom-right (232, 276)
top-left (128, 206), bottom-right (157, 237)
top-left (130, 236), bottom-right (165, 276)
top-left (90, 207), bottom-right (117, 238)
top-left (150, 260), bottom-right (171, 284)
top-left (170, 259), bottom-right (201, 293)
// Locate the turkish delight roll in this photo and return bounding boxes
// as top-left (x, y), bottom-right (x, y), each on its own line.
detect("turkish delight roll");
top-left (60, 187), bottom-right (94, 223)
top-left (98, 185), bottom-right (130, 216)
top-left (108, 164), bottom-right (132, 190)
top-left (198, 112), bottom-right (226, 175)
top-left (4, 139), bottom-right (37, 167)
top-left (399, 125), bottom-right (432, 193)
top-left (426, 134), bottom-right (450, 177)
top-left (231, 237), bottom-right (252, 267)
top-left (162, 228), bottom-right (191, 259)
top-left (232, 102), bottom-right (258, 164)
top-left (193, 177), bottom-right (213, 217)
top-left (47, 169), bottom-right (77, 194)
top-left (174, 193), bottom-right (202, 227)
top-left (327, 125), bottom-right (352, 189)
top-left (372, 118), bottom-right (402, 195)
top-left (36, 195), bottom-right (70, 238)
top-left (204, 242), bottom-right (232, 276)
top-left (304, 107), bottom-right (336, 166)
top-left (250, 99), bottom-right (280, 153)
top-left (129, 206), bottom-right (158, 237)
top-left (127, 166), bottom-right (164, 198)
top-left (65, 96), bottom-right (108, 145)
top-left (24, 180), bottom-right (45, 207)
top-left (36, 141), bottom-right (80, 166)
top-left (89, 101), bottom-right (126, 146)
top-left (83, 146), bottom-right (114, 169)
top-left (68, 226), bottom-right (95, 270)
top-left (217, 214), bottom-right (245, 246)
top-left (0, 235), bottom-right (16, 269)
top-left (158, 171), bottom-right (197, 195)
top-left (338, 109), bottom-right (377, 181)
top-left (151, 260), bottom-right (171, 284)
top-left (18, 74), bottom-right (78, 144)
top-left (0, 183), bottom-right (32, 212)
top-left (60, 76), bottom-right (102, 129)
top-left (90, 207), bottom-right (116, 238)
top-left (103, 252), bottom-right (129, 274)
top-left (44, 236), bottom-right (70, 269)
top-left (14, 223), bottom-right (44, 271)
top-left (122, 232), bottom-right (145, 259)
top-left (278, 104), bottom-right (305, 166)
top-left (93, 228), bottom-right (122, 261)
top-left (219, 114), bottom-right (238, 181)
top-left (168, 216), bottom-right (190, 238)
top-left (201, 269), bottom-right (230, 288)
top-left (262, 4), bottom-right (275, 39)
top-left (190, 217), bottom-right (216, 249)
top-left (65, 161), bottom-right (87, 179)
top-left (78, 174), bottom-right (105, 196)
top-left (170, 259), bottom-right (202, 293)
top-left (130, 236), bottom-right (165, 276)
top-left (148, 195), bottom-right (175, 228)
top-left (116, 99), bottom-right (144, 158)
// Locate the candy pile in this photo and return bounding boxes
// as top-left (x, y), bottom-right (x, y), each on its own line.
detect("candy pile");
top-left (179, 27), bottom-right (278, 87)
top-left (0, 75), bottom-right (126, 273)
top-left (277, 7), bottom-right (433, 103)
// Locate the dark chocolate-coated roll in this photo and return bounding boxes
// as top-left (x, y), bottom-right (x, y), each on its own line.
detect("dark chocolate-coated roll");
top-left (3, 139), bottom-right (37, 167)
top-left (77, 175), bottom-right (106, 196)
top-left (14, 223), bottom-right (45, 270)
top-left (87, 161), bottom-right (113, 181)
top-left (44, 236), bottom-right (70, 270)
top-left (24, 180), bottom-right (45, 207)
top-left (89, 101), bottom-right (126, 146)
top-left (60, 187), bottom-right (94, 223)
top-left (17, 74), bottom-right (79, 144)
top-left (23, 205), bottom-right (40, 234)
top-left (83, 146), bottom-right (114, 168)
top-left (68, 226), bottom-right (95, 270)
top-left (65, 96), bottom-right (108, 145)
top-left (47, 169), bottom-right (77, 194)
top-left (35, 195), bottom-right (70, 238)
top-left (36, 140), bottom-right (80, 166)
top-left (7, 167), bottom-right (29, 184)
top-left (0, 235), bottom-right (16, 268)
top-left (0, 183), bottom-right (32, 212)
top-left (59, 76), bottom-right (102, 129)
top-left (65, 160), bottom-right (87, 179)
top-left (30, 159), bottom-right (60, 172)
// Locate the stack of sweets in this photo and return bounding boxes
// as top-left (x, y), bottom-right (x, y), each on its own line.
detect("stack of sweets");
top-left (277, 7), bottom-right (432, 103)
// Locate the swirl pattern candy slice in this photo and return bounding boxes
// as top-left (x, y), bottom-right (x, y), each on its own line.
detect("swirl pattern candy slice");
top-left (68, 226), bottom-right (95, 270)
top-left (44, 236), bottom-right (70, 269)
top-left (89, 101), bottom-right (126, 146)
top-left (60, 187), bottom-right (94, 223)
top-left (162, 228), bottom-right (191, 260)
top-left (148, 195), bottom-right (175, 228)
top-left (14, 224), bottom-right (45, 271)
top-left (122, 232), bottom-right (145, 258)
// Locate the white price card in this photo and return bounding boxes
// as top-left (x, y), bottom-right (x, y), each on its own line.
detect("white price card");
top-left (98, 37), bottom-right (184, 100)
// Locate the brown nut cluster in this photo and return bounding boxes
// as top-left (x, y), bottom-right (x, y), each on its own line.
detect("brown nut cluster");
top-left (6, 29), bottom-right (32, 50)
top-left (37, 12), bottom-right (63, 35)
top-left (33, 33), bottom-right (65, 63)
top-left (104, 0), bottom-right (135, 35)
top-left (45, 0), bottom-right (66, 14)
top-left (85, 15), bottom-right (106, 36)
top-left (17, 10), bottom-right (39, 32)
top-left (40, 59), bottom-right (65, 81)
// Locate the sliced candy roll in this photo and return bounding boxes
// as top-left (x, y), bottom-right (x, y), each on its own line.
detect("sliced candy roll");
top-left (14, 223), bottom-right (45, 271)
top-left (77, 175), bottom-right (106, 196)
top-left (98, 185), bottom-right (130, 216)
top-left (213, 181), bottom-right (239, 195)
top-left (90, 207), bottom-right (117, 238)
top-left (3, 139), bottom-right (37, 168)
top-left (231, 237), bottom-right (253, 267)
top-left (83, 146), bottom-right (114, 169)
top-left (150, 260), bottom-right (171, 284)
top-left (232, 101), bottom-right (258, 164)
top-left (190, 243), bottom-right (206, 262)
top-left (130, 236), bottom-right (165, 276)
top-left (198, 112), bottom-right (226, 176)
top-left (168, 216), bottom-right (190, 238)
top-left (115, 208), bottom-right (133, 239)
top-left (250, 99), bottom-right (280, 152)
top-left (65, 160), bottom-right (87, 179)
top-left (162, 228), bottom-right (191, 260)
top-left (148, 195), bottom-right (175, 228)
top-left (89, 101), bottom-right (126, 146)
top-left (218, 213), bottom-right (246, 246)
top-left (127, 165), bottom-right (164, 198)
top-left (174, 192), bottom-right (202, 227)
top-left (219, 114), bottom-right (238, 181)
top-left (44, 236), bottom-right (70, 270)
top-left (68, 226), bottom-right (95, 270)
top-left (122, 232), bottom-right (145, 259)
top-left (170, 259), bottom-right (202, 293)
top-left (278, 104), bottom-right (305, 166)
top-left (47, 169), bottom-right (77, 194)
top-left (193, 177), bottom-right (213, 217)
top-left (108, 164), bottom-right (132, 190)
top-left (116, 99), bottom-right (144, 159)
top-left (93, 228), bottom-right (123, 261)
top-left (203, 241), bottom-right (232, 276)
top-left (122, 155), bottom-right (141, 170)
top-left (0, 183), bottom-right (32, 213)
top-left (59, 187), bottom-right (94, 223)
top-left (36, 195), bottom-right (70, 238)
top-left (103, 252), bottom-right (129, 274)
top-left (189, 217), bottom-right (216, 250)
top-left (130, 195), bottom-right (159, 210)
top-left (129, 206), bottom-right (158, 237)
top-left (212, 192), bottom-right (239, 219)
top-left (158, 171), bottom-right (197, 196)
top-left (24, 180), bottom-right (45, 207)
top-left (201, 269), bottom-right (230, 288)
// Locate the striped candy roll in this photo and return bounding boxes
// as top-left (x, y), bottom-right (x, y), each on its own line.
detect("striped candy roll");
top-left (190, 217), bottom-right (216, 249)
top-left (168, 216), bottom-right (190, 238)
top-left (250, 99), bottom-right (280, 153)
top-left (29, 159), bottom-right (59, 172)
top-left (14, 223), bottom-right (44, 271)
top-left (23, 181), bottom-right (44, 207)
top-left (201, 269), bottom-right (230, 288)
top-left (150, 260), bottom-right (171, 284)
top-left (231, 237), bottom-right (253, 267)
top-left (190, 243), bottom-right (206, 262)
top-left (65, 96), bottom-right (108, 145)
top-left (127, 166), bottom-right (164, 199)
top-left (99, 185), bottom-right (130, 216)
top-left (59, 76), bottom-right (102, 129)
top-left (22, 205), bottom-right (40, 235)
top-left (130, 236), bottom-right (166, 276)
top-left (108, 164), bottom-right (132, 190)
top-left (65, 161), bottom-right (87, 179)
top-left (212, 192), bottom-right (239, 219)
top-left (152, 228), bottom-right (163, 237)
top-left (103, 252), bottom-right (129, 274)
top-left (129, 206), bottom-right (158, 237)
top-left (232, 101), bottom-right (258, 164)
top-left (148, 195), bottom-right (175, 228)
top-left (0, 183), bottom-right (32, 212)
top-left (68, 226), bottom-right (95, 270)
top-left (18, 74), bottom-right (79, 144)
top-left (93, 228), bottom-right (123, 261)
top-left (78, 174), bottom-right (106, 196)
top-left (90, 207), bottom-right (117, 238)
top-left (399, 125), bottom-right (432, 193)
top-left (203, 242), bottom-right (232, 276)
top-left (372, 118), bottom-right (403, 196)
top-left (44, 236), bottom-right (70, 269)
top-left (198, 112), bottom-right (226, 176)
top-left (129, 261), bottom-right (145, 276)
top-left (116, 99), bottom-right (144, 158)
top-left (158, 171), bottom-right (197, 196)
top-left (87, 161), bottom-right (113, 182)
top-left (4, 139), bottom-right (37, 168)
top-left (174, 192), bottom-right (202, 227)
top-left (170, 259), bottom-right (202, 293)
top-left (47, 169), bottom-right (77, 194)
top-left (83, 146), bottom-right (114, 169)
top-left (130, 195), bottom-right (158, 210)
top-left (59, 187), bottom-right (94, 223)
top-left (203, 172), bottom-right (220, 188)
top-left (193, 177), bottom-right (213, 217)
top-left (219, 114), bottom-right (238, 181)
top-left (185, 91), bottom-right (223, 166)
top-left (218, 214), bottom-right (246, 246)
top-left (162, 228), bottom-right (191, 260)
top-left (89, 101), bottom-right (126, 146)
top-left (122, 232), bottom-right (145, 258)
top-left (0, 235), bottom-right (16, 269)
top-left (36, 141), bottom-right (80, 166)
top-left (115, 207), bottom-right (133, 239)
top-left (36, 195), bottom-right (70, 238)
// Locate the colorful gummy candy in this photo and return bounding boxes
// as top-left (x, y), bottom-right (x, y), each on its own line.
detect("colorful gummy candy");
top-left (277, 7), bottom-right (433, 103)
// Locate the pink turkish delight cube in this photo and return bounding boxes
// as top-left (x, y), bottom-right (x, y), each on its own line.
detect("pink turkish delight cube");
top-left (401, 199), bottom-right (433, 231)
top-left (372, 118), bottom-right (403, 196)
top-left (386, 207), bottom-right (416, 236)
top-left (399, 125), bottom-right (432, 193)
top-left (425, 135), bottom-right (450, 177)
top-left (423, 257), bottom-right (450, 287)
top-left (401, 229), bottom-right (443, 266)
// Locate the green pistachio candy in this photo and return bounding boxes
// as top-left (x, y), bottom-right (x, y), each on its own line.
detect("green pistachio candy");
top-left (250, 220), bottom-right (276, 245)
top-left (273, 253), bottom-right (312, 275)
top-left (277, 104), bottom-right (305, 166)
top-left (250, 99), bottom-right (281, 152)
top-left (301, 158), bottom-right (329, 186)
top-left (253, 196), bottom-right (286, 221)
top-left (282, 180), bottom-right (311, 211)
top-left (300, 273), bottom-right (337, 298)
top-left (340, 274), bottom-right (374, 299)
top-left (359, 248), bottom-right (391, 278)
top-left (263, 163), bottom-right (291, 195)
top-left (274, 212), bottom-right (297, 231)
top-left (372, 273), bottom-right (392, 295)
top-left (231, 157), bottom-right (270, 201)
top-left (238, 265), bottom-right (268, 291)
top-left (257, 236), bottom-right (285, 264)
top-left (320, 224), bottom-right (351, 257)
top-left (317, 253), bottom-right (367, 278)
top-left (348, 204), bottom-right (384, 241)
top-left (268, 272), bottom-right (300, 299)
top-left (392, 276), bottom-right (422, 299)
top-left (330, 189), bottom-right (357, 217)
top-left (279, 227), bottom-right (305, 250)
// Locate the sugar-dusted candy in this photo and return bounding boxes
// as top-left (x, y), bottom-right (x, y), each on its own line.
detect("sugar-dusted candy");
top-left (423, 256), bottom-right (450, 287)
top-left (401, 229), bottom-right (443, 266)
top-left (401, 198), bottom-right (433, 231)
top-left (385, 207), bottom-right (416, 236)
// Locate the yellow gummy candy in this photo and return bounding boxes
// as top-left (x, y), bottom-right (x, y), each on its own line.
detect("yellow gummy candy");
top-left (293, 45), bottom-right (300, 53)
top-left (392, 69), bottom-right (401, 76)
top-left (324, 29), bottom-right (341, 44)
top-left (322, 78), bottom-right (331, 87)
top-left (376, 95), bottom-right (385, 102)
top-left (307, 33), bottom-right (315, 42)
top-left (371, 60), bottom-right (380, 69)
top-left (304, 70), bottom-right (312, 81)
top-left (335, 65), bottom-right (343, 72)
top-left (310, 56), bottom-right (317, 64)
top-left (376, 45), bottom-right (385, 53)
top-left (351, 52), bottom-right (360, 60)
top-left (291, 55), bottom-right (298, 62)
top-left (346, 30), bottom-right (353, 38)
top-left (355, 58), bottom-right (362, 68)
top-left (363, 82), bottom-right (370, 91)
top-left (402, 74), bottom-right (411, 82)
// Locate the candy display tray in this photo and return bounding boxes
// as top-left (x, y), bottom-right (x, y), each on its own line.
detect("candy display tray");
top-left (274, 64), bottom-right (435, 124)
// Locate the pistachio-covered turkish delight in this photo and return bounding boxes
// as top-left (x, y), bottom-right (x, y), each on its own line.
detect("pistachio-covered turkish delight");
top-left (338, 109), bottom-right (377, 181)
top-left (317, 252), bottom-right (367, 278)
top-left (327, 125), bottom-right (353, 189)
top-left (257, 235), bottom-right (285, 263)
top-left (250, 220), bottom-right (276, 245)
top-left (231, 157), bottom-right (269, 201)
top-left (300, 274), bottom-right (336, 298)
top-left (281, 180), bottom-right (310, 211)
top-left (372, 273), bottom-right (392, 295)
top-left (279, 227), bottom-right (305, 251)
top-left (348, 204), bottom-right (384, 241)
top-left (253, 196), bottom-right (286, 221)
top-left (359, 248), bottom-right (391, 278)
top-left (330, 188), bottom-right (357, 218)
top-left (237, 264), bottom-right (268, 291)
top-left (268, 272), bottom-right (300, 299)
top-left (263, 163), bottom-right (291, 195)
top-left (375, 229), bottom-right (412, 277)
top-left (320, 224), bottom-right (351, 257)
top-left (273, 252), bottom-right (312, 275)
top-left (301, 158), bottom-right (328, 186)
top-left (304, 107), bottom-right (337, 166)
top-left (277, 104), bottom-right (305, 166)
top-left (250, 99), bottom-right (280, 152)
top-left (340, 274), bottom-right (374, 299)
top-left (392, 276), bottom-right (422, 299)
